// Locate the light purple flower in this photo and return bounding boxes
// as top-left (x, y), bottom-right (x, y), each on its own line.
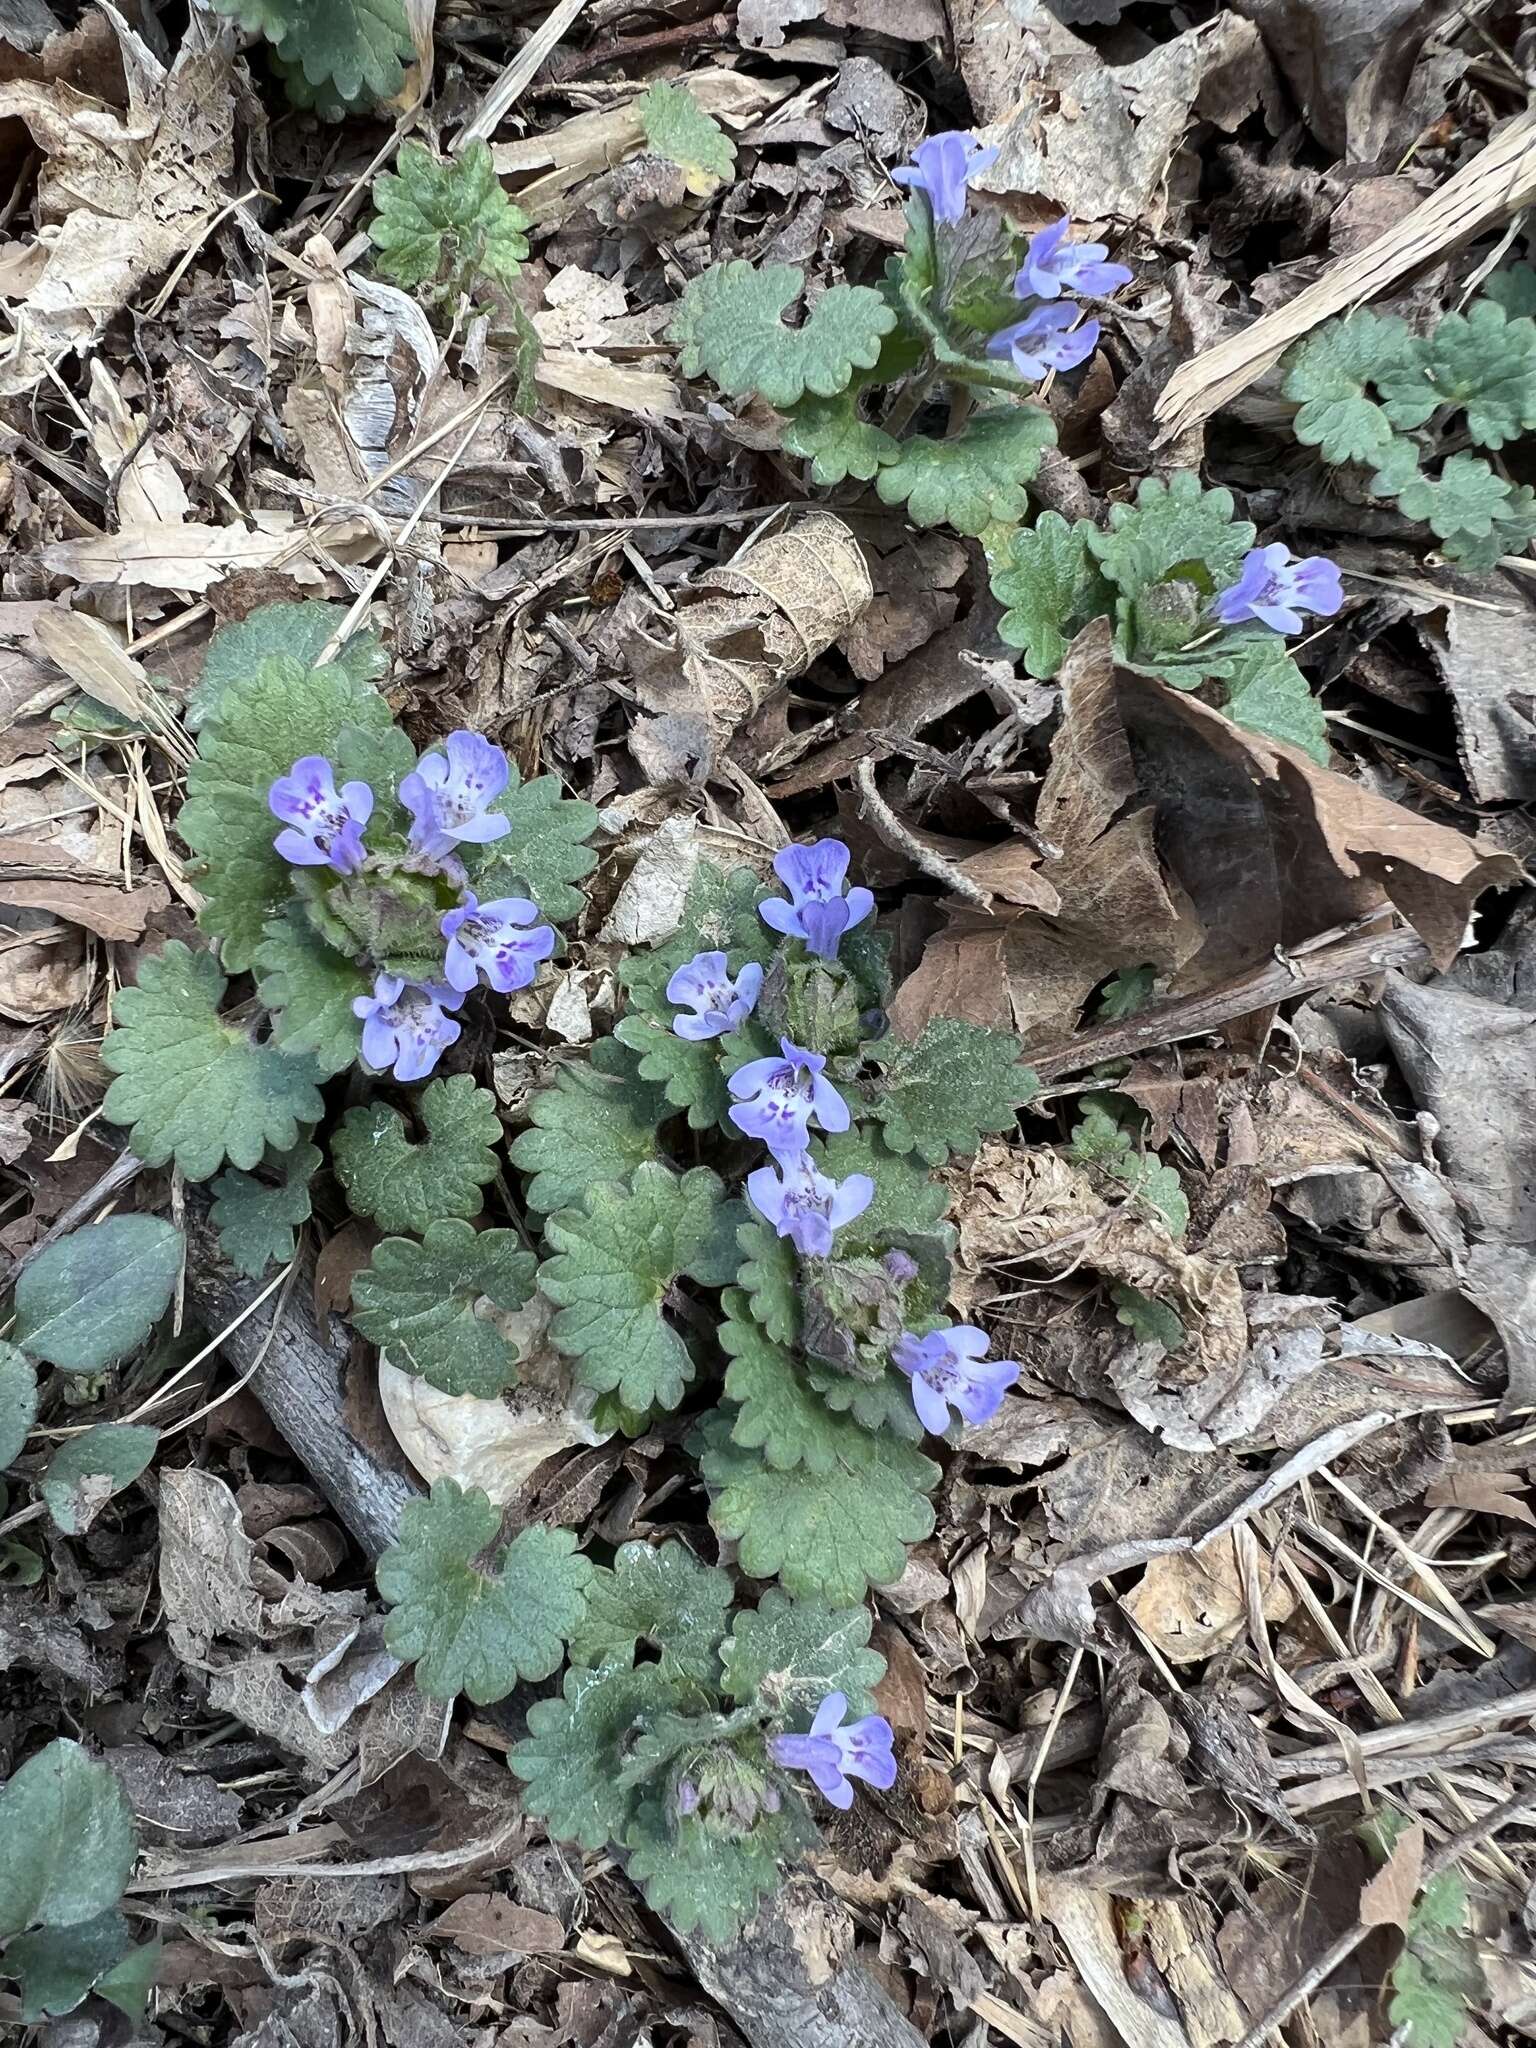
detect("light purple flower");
top-left (668, 952), bottom-right (765, 1042)
top-left (352, 973), bottom-right (463, 1082)
top-left (769, 1692), bottom-right (896, 1811)
top-left (759, 840), bottom-right (874, 963)
top-left (440, 890), bottom-right (555, 994)
top-left (728, 1037), bottom-right (850, 1160)
top-left (746, 1151), bottom-right (873, 1259)
top-left (269, 756), bottom-right (372, 874)
top-left (883, 1249), bottom-right (919, 1285)
top-left (891, 129), bottom-right (998, 225)
top-left (986, 303), bottom-right (1100, 381)
top-left (400, 731), bottom-right (512, 863)
top-left (1015, 216), bottom-right (1132, 302)
top-left (1210, 544), bottom-right (1345, 636)
top-left (892, 1324), bottom-right (1019, 1435)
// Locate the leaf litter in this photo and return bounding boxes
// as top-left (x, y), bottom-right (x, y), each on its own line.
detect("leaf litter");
top-left (2, 3), bottom-right (1536, 2047)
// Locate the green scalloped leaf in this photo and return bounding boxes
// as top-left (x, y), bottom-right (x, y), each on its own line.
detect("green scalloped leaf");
top-left (509, 1036), bottom-right (667, 1214)
top-left (568, 1539), bottom-right (733, 1685)
top-left (735, 1217), bottom-right (799, 1346)
top-left (1440, 482), bottom-right (1536, 567)
top-left (1391, 298), bottom-right (1536, 449)
top-left (467, 771), bottom-right (598, 924)
top-left (350, 1221), bottom-right (537, 1396)
top-left (186, 602), bottom-right (383, 732)
top-left (702, 1409), bottom-right (938, 1605)
top-left (1395, 451), bottom-right (1524, 544)
top-left (813, 1125), bottom-right (952, 1247)
top-left (376, 1481), bottom-right (592, 1704)
top-left (670, 260), bottom-right (897, 410)
top-left (803, 1357), bottom-right (925, 1440)
top-left (991, 512), bottom-right (1112, 677)
top-left (12, 1216), bottom-right (183, 1374)
top-left (611, 1011), bottom-right (727, 1130)
top-left (781, 390), bottom-right (900, 485)
top-left (0, 1344), bottom-right (38, 1469)
top-left (624, 1797), bottom-right (814, 1944)
top-left (101, 943), bottom-right (323, 1184)
top-left (510, 1657), bottom-right (702, 1851)
top-left (333, 1075), bottom-right (501, 1236)
top-left (1219, 642), bottom-right (1329, 764)
top-left (207, 0), bottom-right (413, 104)
top-left (1071, 1101), bottom-right (1188, 1237)
top-left (182, 650), bottom-right (398, 971)
top-left (369, 140), bottom-right (530, 304)
top-left (874, 405), bottom-right (1056, 536)
top-left (210, 1142), bottom-right (320, 1279)
top-left (722, 1295), bottom-right (838, 1474)
top-left (638, 81), bottom-right (736, 196)
top-left (871, 1015), bottom-right (1036, 1166)
top-left (1088, 471), bottom-right (1254, 603)
top-left (621, 860), bottom-right (774, 1014)
top-left (252, 907), bottom-right (369, 1079)
top-left (0, 1739), bottom-right (136, 1941)
top-left (540, 1165), bottom-right (747, 1413)
top-left (1281, 308), bottom-right (1422, 462)
top-left (40, 1425), bottom-right (158, 1537)
top-left (720, 1587), bottom-right (885, 1722)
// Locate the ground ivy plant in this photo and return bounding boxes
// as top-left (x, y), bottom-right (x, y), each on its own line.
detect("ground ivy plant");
top-left (1281, 287), bottom-right (1536, 569)
top-left (210, 0), bottom-right (415, 117)
top-left (86, 599), bottom-right (1041, 1942)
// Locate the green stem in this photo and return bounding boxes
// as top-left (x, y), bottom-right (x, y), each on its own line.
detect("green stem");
top-left (897, 281), bottom-right (1039, 401)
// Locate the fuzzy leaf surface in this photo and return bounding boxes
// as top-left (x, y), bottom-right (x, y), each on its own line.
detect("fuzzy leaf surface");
top-left (702, 1411), bottom-right (938, 1604)
top-left (1282, 309), bottom-right (1421, 462)
top-left (568, 1539), bottom-right (733, 1684)
top-left (1395, 452), bottom-right (1520, 542)
top-left (625, 1800), bottom-right (815, 1945)
top-left (369, 140), bottom-right (530, 297)
top-left (334, 1075), bottom-right (501, 1235)
top-left (813, 1126), bottom-right (951, 1246)
top-left (638, 81), bottom-right (736, 194)
top-left (1218, 644), bottom-right (1329, 764)
top-left (102, 944), bottom-right (323, 1183)
top-left (253, 908), bottom-right (369, 1077)
top-left (0, 1739), bottom-right (135, 1939)
top-left (0, 1343), bottom-right (38, 1469)
top-left (670, 260), bottom-right (896, 409)
top-left (804, 1357), bottom-right (925, 1440)
top-left (41, 1426), bottom-right (158, 1537)
top-left (510, 1036), bottom-right (666, 1214)
top-left (721, 1295), bottom-right (837, 1473)
top-left (186, 602), bottom-right (382, 732)
top-left (469, 771), bottom-right (598, 923)
top-left (350, 1222), bottom-right (536, 1396)
top-left (721, 1586), bottom-right (885, 1721)
top-left (781, 391), bottom-right (899, 484)
top-left (181, 650), bottom-right (397, 971)
top-left (13, 1216), bottom-right (183, 1373)
top-left (873, 1015), bottom-right (1036, 1165)
top-left (207, 0), bottom-right (413, 101)
top-left (210, 1143), bottom-right (320, 1279)
top-left (991, 512), bottom-right (1112, 676)
top-left (735, 1218), bottom-right (799, 1345)
top-left (541, 1165), bottom-right (746, 1413)
top-left (1399, 299), bottom-right (1536, 449)
top-left (511, 1658), bottom-right (701, 1850)
top-left (875, 406), bottom-right (1055, 535)
top-left (377, 1481), bottom-right (591, 1704)
top-left (1088, 471), bottom-right (1253, 601)
top-left (8, 1910), bottom-right (133, 2022)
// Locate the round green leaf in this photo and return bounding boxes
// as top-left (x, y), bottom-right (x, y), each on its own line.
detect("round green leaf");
top-left (13, 1217), bottom-right (183, 1374)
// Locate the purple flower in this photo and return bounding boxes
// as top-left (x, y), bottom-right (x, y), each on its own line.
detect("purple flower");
top-left (1015, 216), bottom-right (1133, 302)
top-left (746, 1151), bottom-right (873, 1258)
top-left (728, 1037), bottom-right (850, 1160)
top-left (769, 1692), bottom-right (896, 1811)
top-left (440, 890), bottom-right (555, 994)
top-left (668, 952), bottom-right (765, 1042)
top-left (352, 973), bottom-right (464, 1082)
top-left (759, 840), bottom-right (874, 962)
top-left (400, 731), bottom-right (512, 863)
top-left (891, 129), bottom-right (998, 225)
top-left (269, 756), bottom-right (372, 875)
top-left (883, 1249), bottom-right (919, 1285)
top-left (1210, 544), bottom-right (1345, 636)
top-left (986, 303), bottom-right (1100, 381)
top-left (892, 1324), bottom-right (1019, 1434)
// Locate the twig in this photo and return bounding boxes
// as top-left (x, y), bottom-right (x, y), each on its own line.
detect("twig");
top-left (853, 758), bottom-right (991, 908)
top-left (1024, 924), bottom-right (1428, 1079)
top-left (453, 0), bottom-right (590, 150)
top-left (1229, 1788), bottom-right (1536, 2048)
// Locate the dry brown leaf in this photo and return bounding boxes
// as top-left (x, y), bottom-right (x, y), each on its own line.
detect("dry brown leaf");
top-left (1121, 1535), bottom-right (1295, 1665)
top-left (1358, 1820), bottom-right (1425, 1930)
top-left (0, 842), bottom-right (168, 940)
top-left (628, 512), bottom-right (872, 742)
top-left (0, 26), bottom-right (233, 395)
top-left (427, 1895), bottom-right (567, 1957)
top-left (1425, 1468), bottom-right (1536, 1527)
top-left (85, 358), bottom-right (189, 529)
top-left (40, 513), bottom-right (372, 594)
